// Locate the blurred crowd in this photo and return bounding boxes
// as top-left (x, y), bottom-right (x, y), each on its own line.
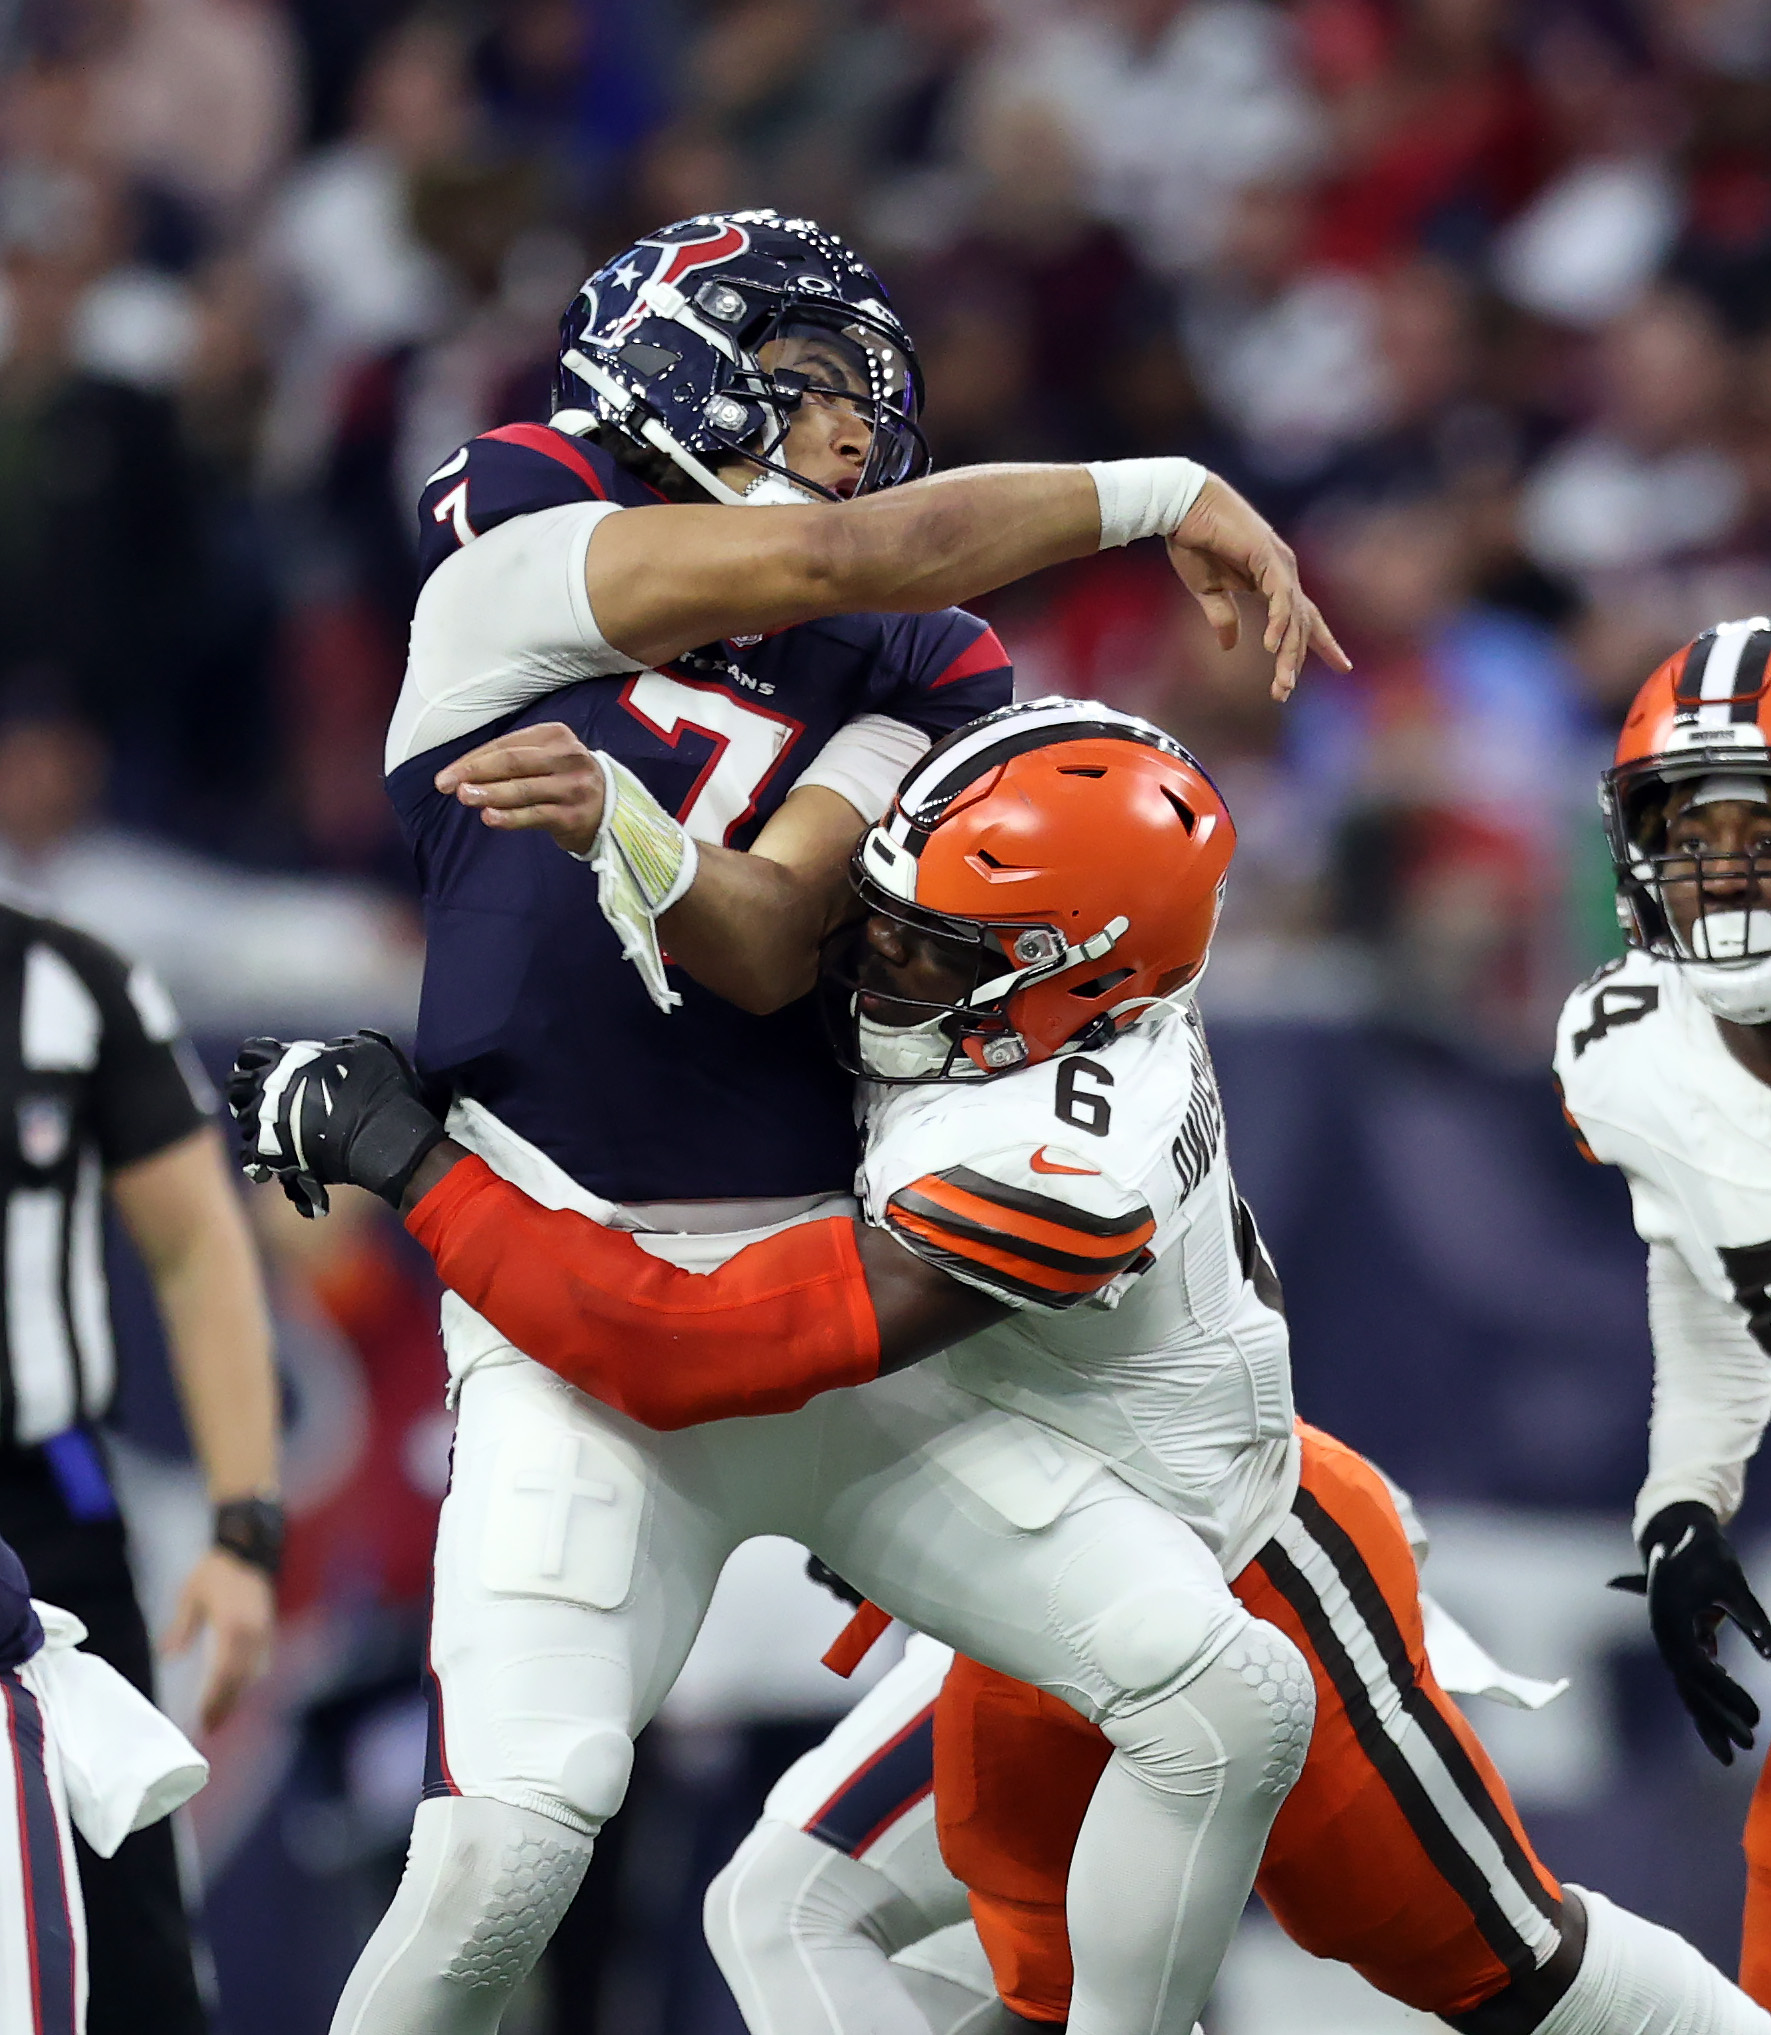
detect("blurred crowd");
top-left (1, 0), bottom-right (1769, 1049)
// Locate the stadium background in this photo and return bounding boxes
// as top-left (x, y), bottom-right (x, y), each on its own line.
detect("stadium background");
top-left (7, 0), bottom-right (1771, 2025)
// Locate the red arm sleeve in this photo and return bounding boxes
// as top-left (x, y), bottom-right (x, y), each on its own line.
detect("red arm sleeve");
top-left (405, 1156), bottom-right (882, 1428)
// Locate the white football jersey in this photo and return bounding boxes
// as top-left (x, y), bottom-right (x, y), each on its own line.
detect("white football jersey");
top-left (1555, 948), bottom-right (1771, 1313)
top-left (859, 999), bottom-right (1297, 1576)
top-left (1554, 946), bottom-right (1771, 1531)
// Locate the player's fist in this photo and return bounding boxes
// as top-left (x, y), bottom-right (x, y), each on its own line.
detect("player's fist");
top-left (229, 1031), bottom-right (445, 1218)
top-left (1611, 1501), bottom-right (1771, 1763)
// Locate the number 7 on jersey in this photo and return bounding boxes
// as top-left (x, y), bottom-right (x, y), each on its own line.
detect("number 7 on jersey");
top-left (620, 671), bottom-right (802, 845)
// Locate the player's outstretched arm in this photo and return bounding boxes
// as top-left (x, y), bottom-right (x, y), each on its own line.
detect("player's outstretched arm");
top-left (585, 463), bottom-right (1348, 703)
top-left (228, 1033), bottom-right (1007, 1423)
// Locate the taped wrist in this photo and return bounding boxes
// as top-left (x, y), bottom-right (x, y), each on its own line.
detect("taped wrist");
top-left (571, 750), bottom-right (700, 1013)
top-left (407, 1156), bottom-right (882, 1427)
top-left (1084, 458), bottom-right (1210, 549)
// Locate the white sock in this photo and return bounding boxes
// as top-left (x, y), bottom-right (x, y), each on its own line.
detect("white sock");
top-left (1532, 1885), bottom-right (1771, 2035)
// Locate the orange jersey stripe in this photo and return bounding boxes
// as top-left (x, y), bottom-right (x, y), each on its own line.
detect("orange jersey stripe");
top-left (908, 1173), bottom-right (1155, 1265)
top-left (888, 1203), bottom-right (1116, 1300)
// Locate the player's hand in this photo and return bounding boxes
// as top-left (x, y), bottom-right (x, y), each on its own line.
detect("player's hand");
top-left (435, 723), bottom-right (606, 855)
top-left (161, 1546), bottom-right (275, 1733)
top-left (228, 1032), bottom-right (445, 1217)
top-left (1167, 477), bottom-right (1350, 702)
top-left (1609, 1501), bottom-right (1771, 1763)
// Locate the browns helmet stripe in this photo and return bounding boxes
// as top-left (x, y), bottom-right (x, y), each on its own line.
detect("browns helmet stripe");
top-left (1671, 617), bottom-right (1771, 729)
top-left (1733, 627), bottom-right (1771, 722)
top-left (1672, 628), bottom-right (1714, 717)
top-left (886, 698), bottom-right (1203, 850)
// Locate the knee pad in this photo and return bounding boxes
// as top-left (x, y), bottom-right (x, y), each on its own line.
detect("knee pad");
top-left (707, 1820), bottom-right (921, 1965)
top-left (558, 1727), bottom-right (633, 1827)
top-left (1107, 1618), bottom-right (1313, 1804)
top-left (1214, 1622), bottom-right (1316, 1799)
top-left (423, 1797), bottom-right (594, 1993)
top-left (331, 1798), bottom-right (596, 2035)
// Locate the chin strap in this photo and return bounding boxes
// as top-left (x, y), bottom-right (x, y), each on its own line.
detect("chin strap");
top-left (559, 345), bottom-right (750, 505)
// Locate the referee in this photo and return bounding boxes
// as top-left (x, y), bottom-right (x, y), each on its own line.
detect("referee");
top-left (0, 899), bottom-right (280, 2035)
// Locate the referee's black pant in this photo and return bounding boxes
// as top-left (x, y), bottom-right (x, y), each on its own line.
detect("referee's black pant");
top-left (0, 1443), bottom-right (208, 2035)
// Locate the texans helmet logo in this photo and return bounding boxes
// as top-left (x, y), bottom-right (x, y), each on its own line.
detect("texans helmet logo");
top-left (601, 219), bottom-right (752, 348)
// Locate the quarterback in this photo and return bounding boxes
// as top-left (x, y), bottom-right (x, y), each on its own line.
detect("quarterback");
top-left (268, 203), bottom-right (1346, 2035)
top-left (233, 703), bottom-right (1769, 2035)
top-left (1556, 617), bottom-right (1771, 2001)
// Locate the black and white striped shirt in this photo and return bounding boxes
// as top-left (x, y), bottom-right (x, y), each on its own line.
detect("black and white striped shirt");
top-left (0, 905), bottom-right (209, 1448)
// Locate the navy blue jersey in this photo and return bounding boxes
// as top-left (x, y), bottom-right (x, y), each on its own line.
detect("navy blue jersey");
top-left (389, 425), bottom-right (1012, 1202)
top-left (0, 1532), bottom-right (40, 1670)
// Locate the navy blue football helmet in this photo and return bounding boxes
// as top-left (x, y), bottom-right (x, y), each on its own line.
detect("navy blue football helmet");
top-left (552, 209), bottom-right (929, 505)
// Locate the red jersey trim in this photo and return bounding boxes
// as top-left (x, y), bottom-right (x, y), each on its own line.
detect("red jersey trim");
top-left (483, 423), bottom-right (608, 499)
top-left (930, 626), bottom-right (1011, 690)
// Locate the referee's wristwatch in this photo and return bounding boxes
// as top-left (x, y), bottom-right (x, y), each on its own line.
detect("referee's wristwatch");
top-left (212, 1497), bottom-right (285, 1579)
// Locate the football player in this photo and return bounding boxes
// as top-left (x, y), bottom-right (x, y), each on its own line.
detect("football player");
top-left (288, 201), bottom-right (1348, 2035)
top-left (1555, 616), bottom-right (1771, 2003)
top-left (233, 702), bottom-right (1768, 2035)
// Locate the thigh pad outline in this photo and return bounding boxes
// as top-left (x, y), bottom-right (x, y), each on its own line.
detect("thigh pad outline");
top-left (479, 1412), bottom-right (649, 1610)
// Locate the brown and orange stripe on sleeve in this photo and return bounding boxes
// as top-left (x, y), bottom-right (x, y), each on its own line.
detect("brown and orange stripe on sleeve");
top-left (884, 1165), bottom-right (1156, 1308)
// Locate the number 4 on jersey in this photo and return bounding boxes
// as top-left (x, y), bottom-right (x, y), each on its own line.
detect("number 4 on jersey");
top-left (1571, 983), bottom-right (1658, 1058)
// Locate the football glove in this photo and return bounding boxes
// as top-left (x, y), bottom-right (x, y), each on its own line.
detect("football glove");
top-left (1608, 1500), bottom-right (1771, 1764)
top-left (229, 1031), bottom-right (445, 1219)
top-left (805, 1554), bottom-right (865, 1609)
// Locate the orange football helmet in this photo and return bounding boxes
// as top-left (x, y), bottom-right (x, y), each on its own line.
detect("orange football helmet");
top-left (828, 698), bottom-right (1235, 1081)
top-left (1602, 617), bottom-right (1771, 973)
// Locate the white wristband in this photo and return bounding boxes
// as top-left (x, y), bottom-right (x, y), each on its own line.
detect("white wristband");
top-left (1084, 458), bottom-right (1210, 549)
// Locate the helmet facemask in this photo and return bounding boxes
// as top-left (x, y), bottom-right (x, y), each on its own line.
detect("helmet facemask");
top-left (701, 301), bottom-right (927, 502)
top-left (1603, 756), bottom-right (1771, 1017)
top-left (820, 876), bottom-right (1133, 1085)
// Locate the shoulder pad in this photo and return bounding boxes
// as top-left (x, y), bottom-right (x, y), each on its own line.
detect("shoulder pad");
top-left (874, 612), bottom-right (1012, 736)
top-left (884, 1146), bottom-right (1155, 1310)
top-left (415, 426), bottom-right (631, 588)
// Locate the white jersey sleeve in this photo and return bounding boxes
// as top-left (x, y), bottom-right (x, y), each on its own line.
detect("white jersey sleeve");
top-left (1555, 949), bottom-right (1771, 1534)
top-left (859, 1002), bottom-right (1213, 1311)
top-left (1638, 1241), bottom-right (1771, 1538)
top-left (385, 501), bottom-right (643, 770)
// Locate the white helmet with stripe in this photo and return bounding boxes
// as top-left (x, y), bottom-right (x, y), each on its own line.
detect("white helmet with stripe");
top-left (1602, 616), bottom-right (1771, 1020)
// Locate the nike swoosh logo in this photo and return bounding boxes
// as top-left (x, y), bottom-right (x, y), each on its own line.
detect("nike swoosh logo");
top-left (1030, 1147), bottom-right (1100, 1177)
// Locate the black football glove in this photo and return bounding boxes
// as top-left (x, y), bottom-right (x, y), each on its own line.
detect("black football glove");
top-left (1608, 1500), bottom-right (1771, 1764)
top-left (229, 1031), bottom-right (445, 1219)
top-left (805, 1555), bottom-right (865, 1609)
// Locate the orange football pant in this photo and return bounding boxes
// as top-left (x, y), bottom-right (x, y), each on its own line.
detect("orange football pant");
top-left (934, 1424), bottom-right (1564, 2024)
top-left (1742, 1753), bottom-right (1771, 2003)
